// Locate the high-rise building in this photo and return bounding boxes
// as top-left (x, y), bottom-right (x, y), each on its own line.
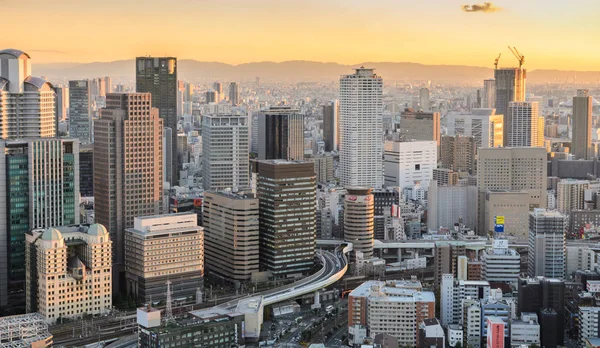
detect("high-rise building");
top-left (308, 154), bottom-right (334, 183)
top-left (440, 274), bottom-right (490, 325)
top-left (0, 49), bottom-right (56, 139)
top-left (202, 114), bottom-right (250, 191)
top-left (348, 280), bottom-right (435, 347)
top-left (339, 67), bottom-right (383, 188)
top-left (427, 184), bottom-right (477, 232)
top-left (494, 67), bottom-right (526, 145)
top-left (517, 277), bottom-right (565, 346)
top-left (483, 190), bottom-right (529, 239)
top-left (383, 141), bottom-right (437, 189)
top-left (344, 187), bottom-right (374, 262)
top-left (572, 89), bottom-right (593, 160)
top-left (203, 191), bottom-right (259, 282)
top-left (528, 209), bottom-right (566, 279)
top-left (557, 179), bottom-right (589, 214)
top-left (205, 90), bottom-right (217, 104)
top-left (255, 160), bottom-right (315, 277)
top-left (398, 109), bottom-right (441, 145)
top-left (94, 93), bottom-right (164, 290)
top-left (463, 299), bottom-right (482, 348)
top-left (104, 76), bottom-right (112, 94)
top-left (440, 135), bottom-right (475, 174)
top-left (54, 85), bottom-right (69, 122)
top-left (0, 138), bottom-right (80, 314)
top-left (124, 213), bottom-right (203, 303)
top-left (68, 80), bottom-right (92, 143)
top-left (445, 108), bottom-right (504, 151)
top-left (25, 224), bottom-right (112, 323)
top-left (257, 106), bottom-right (304, 161)
top-left (322, 100), bottom-right (339, 152)
top-left (434, 241), bottom-right (466, 288)
top-left (477, 147), bottom-right (547, 233)
top-left (229, 82), bottom-right (239, 106)
top-left (250, 112), bottom-right (259, 154)
top-left (213, 81), bottom-right (223, 97)
top-left (483, 79), bottom-right (496, 109)
top-left (163, 127), bottom-right (173, 185)
top-left (432, 168), bottom-right (460, 186)
top-left (420, 88), bottom-right (430, 111)
top-left (79, 144), bottom-right (94, 197)
top-left (507, 101), bottom-right (541, 147)
top-left (136, 57), bottom-right (178, 185)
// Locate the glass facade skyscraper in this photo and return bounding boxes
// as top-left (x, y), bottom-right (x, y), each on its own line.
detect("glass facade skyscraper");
top-left (136, 57), bottom-right (178, 184)
top-left (0, 138), bottom-right (80, 314)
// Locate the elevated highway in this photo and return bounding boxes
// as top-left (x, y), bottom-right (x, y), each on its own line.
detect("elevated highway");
top-left (191, 243), bottom-right (353, 339)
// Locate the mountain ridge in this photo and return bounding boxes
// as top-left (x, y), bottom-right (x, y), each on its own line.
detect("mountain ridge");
top-left (32, 60), bottom-right (600, 84)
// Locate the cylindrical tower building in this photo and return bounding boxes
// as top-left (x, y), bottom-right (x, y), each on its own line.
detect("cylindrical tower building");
top-left (344, 187), bottom-right (375, 262)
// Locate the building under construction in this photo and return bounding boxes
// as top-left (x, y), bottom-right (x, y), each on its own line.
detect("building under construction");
top-left (0, 313), bottom-right (53, 347)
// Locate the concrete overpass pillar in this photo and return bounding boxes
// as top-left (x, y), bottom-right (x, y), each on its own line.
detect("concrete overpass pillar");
top-left (397, 248), bottom-right (402, 263)
top-left (311, 290), bottom-right (321, 310)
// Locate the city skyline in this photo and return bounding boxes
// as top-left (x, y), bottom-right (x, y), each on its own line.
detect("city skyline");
top-left (2, 0), bottom-right (600, 70)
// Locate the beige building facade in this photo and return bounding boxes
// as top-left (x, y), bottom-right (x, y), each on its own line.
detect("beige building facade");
top-left (124, 213), bottom-right (203, 303)
top-left (203, 191), bottom-right (259, 282)
top-left (25, 224), bottom-right (112, 323)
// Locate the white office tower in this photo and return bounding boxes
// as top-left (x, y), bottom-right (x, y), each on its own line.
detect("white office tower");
top-left (481, 240), bottom-right (520, 283)
top-left (557, 179), bottom-right (589, 214)
top-left (420, 88), bottom-right (430, 111)
top-left (445, 108), bottom-right (504, 150)
top-left (339, 67), bottom-right (383, 188)
top-left (507, 101), bottom-right (541, 147)
top-left (483, 79), bottom-right (496, 109)
top-left (383, 140), bottom-right (436, 189)
top-left (528, 209), bottom-right (566, 279)
top-left (202, 114), bottom-right (250, 191)
top-left (0, 49), bottom-right (56, 139)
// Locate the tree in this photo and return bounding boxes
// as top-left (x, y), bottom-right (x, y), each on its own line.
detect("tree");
top-left (529, 344), bottom-right (539, 348)
top-left (455, 342), bottom-right (463, 348)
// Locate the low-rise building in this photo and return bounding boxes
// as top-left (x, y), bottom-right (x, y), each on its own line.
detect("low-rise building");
top-left (463, 299), bottom-right (482, 348)
top-left (441, 274), bottom-right (490, 326)
top-left (580, 306), bottom-right (600, 348)
top-left (482, 242), bottom-right (521, 283)
top-left (137, 306), bottom-right (245, 348)
top-left (125, 213), bottom-right (204, 304)
top-left (348, 280), bottom-right (435, 346)
top-left (510, 312), bottom-right (540, 348)
top-left (25, 225), bottom-right (112, 323)
top-left (0, 313), bottom-right (53, 347)
top-left (448, 324), bottom-right (464, 347)
top-left (419, 318), bottom-right (445, 348)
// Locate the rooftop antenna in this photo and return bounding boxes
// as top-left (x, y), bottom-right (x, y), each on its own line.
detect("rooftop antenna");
top-left (508, 46), bottom-right (525, 69)
top-left (494, 53), bottom-right (501, 70)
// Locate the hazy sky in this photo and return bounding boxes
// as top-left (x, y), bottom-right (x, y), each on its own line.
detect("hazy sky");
top-left (2, 0), bottom-right (599, 70)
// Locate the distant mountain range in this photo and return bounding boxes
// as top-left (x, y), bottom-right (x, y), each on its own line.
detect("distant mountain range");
top-left (33, 60), bottom-right (600, 84)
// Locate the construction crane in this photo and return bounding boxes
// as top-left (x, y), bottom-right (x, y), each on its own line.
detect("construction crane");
top-left (508, 46), bottom-right (525, 68)
top-left (494, 53), bottom-right (501, 70)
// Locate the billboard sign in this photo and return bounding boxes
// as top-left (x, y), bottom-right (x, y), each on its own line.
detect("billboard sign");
top-left (494, 215), bottom-right (505, 233)
top-left (486, 317), bottom-right (505, 348)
